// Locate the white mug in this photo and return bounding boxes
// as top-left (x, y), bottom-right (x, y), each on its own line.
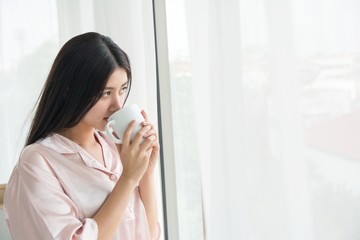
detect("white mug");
top-left (105, 104), bottom-right (145, 144)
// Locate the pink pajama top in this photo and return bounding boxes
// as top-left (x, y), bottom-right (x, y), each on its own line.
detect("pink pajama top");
top-left (4, 131), bottom-right (160, 240)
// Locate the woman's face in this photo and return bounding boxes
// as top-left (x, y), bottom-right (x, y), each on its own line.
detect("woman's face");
top-left (81, 67), bottom-right (129, 131)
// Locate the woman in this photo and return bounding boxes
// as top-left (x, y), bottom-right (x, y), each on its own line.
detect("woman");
top-left (4, 32), bottom-right (160, 240)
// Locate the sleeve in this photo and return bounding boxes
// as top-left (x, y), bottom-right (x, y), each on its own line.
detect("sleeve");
top-left (4, 148), bottom-right (98, 240)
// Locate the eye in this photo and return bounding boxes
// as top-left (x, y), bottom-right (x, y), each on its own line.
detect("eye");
top-left (102, 90), bottom-right (111, 97)
top-left (119, 86), bottom-right (128, 95)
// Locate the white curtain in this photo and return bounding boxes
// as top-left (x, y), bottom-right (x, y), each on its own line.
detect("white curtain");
top-left (165, 0), bottom-right (360, 239)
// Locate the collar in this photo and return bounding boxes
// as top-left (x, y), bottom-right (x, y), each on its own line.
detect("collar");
top-left (39, 131), bottom-right (117, 173)
top-left (39, 133), bottom-right (80, 154)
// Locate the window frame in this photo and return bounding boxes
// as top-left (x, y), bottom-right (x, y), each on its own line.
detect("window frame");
top-left (152, 0), bottom-right (180, 239)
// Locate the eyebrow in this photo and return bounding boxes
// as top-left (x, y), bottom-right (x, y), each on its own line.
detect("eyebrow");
top-left (104, 83), bottom-right (128, 90)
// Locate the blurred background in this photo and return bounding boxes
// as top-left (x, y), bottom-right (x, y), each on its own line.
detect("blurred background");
top-left (1, 0), bottom-right (360, 239)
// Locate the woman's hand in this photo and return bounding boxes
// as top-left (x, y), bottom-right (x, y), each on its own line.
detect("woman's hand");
top-left (137, 110), bottom-right (160, 239)
top-left (95, 121), bottom-right (156, 240)
top-left (117, 120), bottom-right (155, 184)
top-left (140, 110), bottom-right (160, 176)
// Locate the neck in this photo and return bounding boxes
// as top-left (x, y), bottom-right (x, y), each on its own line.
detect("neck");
top-left (58, 125), bottom-right (97, 148)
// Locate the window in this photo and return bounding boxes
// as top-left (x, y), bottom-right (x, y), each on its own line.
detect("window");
top-left (0, 0), bottom-right (59, 183)
top-left (157, 0), bottom-right (360, 239)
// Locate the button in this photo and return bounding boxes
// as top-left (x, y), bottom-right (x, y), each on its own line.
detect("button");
top-left (110, 174), bottom-right (117, 181)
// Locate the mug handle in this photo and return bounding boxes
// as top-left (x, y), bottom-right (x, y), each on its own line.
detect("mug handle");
top-left (105, 120), bottom-right (122, 144)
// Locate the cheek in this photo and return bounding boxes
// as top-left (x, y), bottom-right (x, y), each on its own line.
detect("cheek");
top-left (120, 94), bottom-right (128, 105)
top-left (86, 103), bottom-right (107, 119)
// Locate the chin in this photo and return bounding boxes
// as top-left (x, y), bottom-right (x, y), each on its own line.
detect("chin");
top-left (97, 126), bottom-right (106, 132)
top-left (96, 123), bottom-right (106, 132)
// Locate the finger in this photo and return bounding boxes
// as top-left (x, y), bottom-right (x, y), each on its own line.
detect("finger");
top-left (116, 144), bottom-right (123, 152)
top-left (141, 110), bottom-right (149, 122)
top-left (132, 124), bottom-right (151, 144)
top-left (142, 123), bottom-right (156, 134)
top-left (122, 120), bottom-right (137, 147)
top-left (145, 147), bottom-right (153, 158)
top-left (140, 135), bottom-right (156, 151)
top-left (143, 128), bottom-right (157, 138)
top-left (141, 121), bottom-right (151, 127)
top-left (150, 141), bottom-right (160, 150)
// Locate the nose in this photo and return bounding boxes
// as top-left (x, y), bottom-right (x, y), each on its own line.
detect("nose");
top-left (109, 95), bottom-right (123, 112)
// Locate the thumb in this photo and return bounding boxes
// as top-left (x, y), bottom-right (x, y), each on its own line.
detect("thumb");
top-left (116, 144), bottom-right (123, 152)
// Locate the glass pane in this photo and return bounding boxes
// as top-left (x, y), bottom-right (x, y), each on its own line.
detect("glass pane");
top-left (164, 0), bottom-right (205, 239)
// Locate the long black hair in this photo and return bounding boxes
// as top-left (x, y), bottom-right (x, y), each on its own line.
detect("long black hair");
top-left (26, 32), bottom-right (132, 146)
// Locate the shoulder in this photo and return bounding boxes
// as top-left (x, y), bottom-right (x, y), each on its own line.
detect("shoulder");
top-left (18, 133), bottom-right (76, 173)
top-left (6, 143), bottom-right (59, 192)
top-left (20, 143), bottom-right (49, 163)
top-left (17, 143), bottom-right (55, 171)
